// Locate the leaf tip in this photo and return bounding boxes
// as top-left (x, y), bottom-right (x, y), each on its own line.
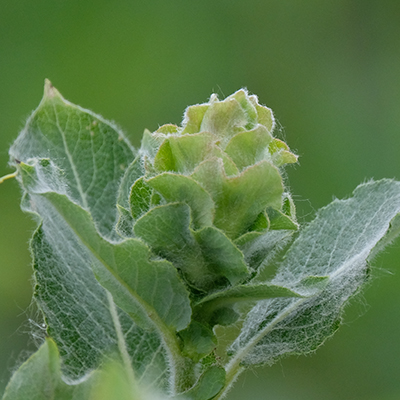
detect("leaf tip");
top-left (43, 79), bottom-right (62, 100)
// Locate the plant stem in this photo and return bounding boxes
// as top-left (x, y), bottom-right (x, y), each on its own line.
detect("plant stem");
top-left (0, 171), bottom-right (18, 184)
top-left (214, 298), bottom-right (307, 399)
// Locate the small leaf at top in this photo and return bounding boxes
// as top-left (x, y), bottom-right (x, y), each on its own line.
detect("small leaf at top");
top-left (192, 158), bottom-right (283, 239)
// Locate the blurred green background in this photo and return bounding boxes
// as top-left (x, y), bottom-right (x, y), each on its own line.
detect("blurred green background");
top-left (1, 0), bottom-right (400, 398)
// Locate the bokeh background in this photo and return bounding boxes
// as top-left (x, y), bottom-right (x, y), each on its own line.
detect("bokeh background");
top-left (1, 1), bottom-right (400, 398)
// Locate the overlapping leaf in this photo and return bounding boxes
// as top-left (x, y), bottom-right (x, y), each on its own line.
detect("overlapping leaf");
top-left (10, 80), bottom-right (136, 239)
top-left (229, 180), bottom-right (400, 366)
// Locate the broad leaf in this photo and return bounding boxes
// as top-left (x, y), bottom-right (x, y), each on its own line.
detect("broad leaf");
top-left (15, 160), bottom-right (172, 386)
top-left (29, 204), bottom-right (170, 385)
top-left (134, 203), bottom-right (250, 291)
top-left (10, 80), bottom-right (136, 239)
top-left (2, 339), bottom-right (98, 400)
top-left (35, 190), bottom-right (192, 332)
top-left (229, 180), bottom-right (400, 365)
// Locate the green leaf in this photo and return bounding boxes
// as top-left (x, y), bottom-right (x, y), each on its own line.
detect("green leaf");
top-left (173, 366), bottom-right (226, 400)
top-left (266, 207), bottom-right (298, 230)
top-left (153, 133), bottom-right (215, 173)
top-left (192, 159), bottom-right (283, 238)
top-left (115, 204), bottom-right (135, 238)
top-left (40, 192), bottom-right (191, 333)
top-left (200, 97), bottom-right (247, 146)
top-left (181, 104), bottom-right (210, 135)
top-left (153, 133), bottom-right (238, 176)
top-left (117, 156), bottom-right (145, 210)
top-left (134, 203), bottom-right (251, 290)
top-left (2, 339), bottom-right (98, 400)
top-left (129, 177), bottom-right (153, 219)
top-left (227, 89), bottom-right (258, 130)
top-left (194, 284), bottom-right (303, 326)
top-left (146, 173), bottom-right (215, 229)
top-left (251, 100), bottom-right (275, 132)
top-left (10, 80), bottom-right (136, 239)
top-left (179, 321), bottom-right (217, 362)
top-left (134, 203), bottom-right (213, 291)
top-left (224, 125), bottom-right (273, 171)
top-left (17, 158), bottom-right (175, 386)
top-left (235, 230), bottom-right (294, 270)
top-left (29, 207), bottom-right (169, 385)
top-left (268, 138), bottom-right (298, 167)
top-left (229, 179), bottom-right (400, 366)
top-left (193, 227), bottom-right (249, 285)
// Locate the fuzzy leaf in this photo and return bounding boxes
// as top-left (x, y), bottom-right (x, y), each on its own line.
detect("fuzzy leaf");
top-left (200, 97), bottom-right (247, 146)
top-left (229, 180), bottom-right (400, 366)
top-left (134, 203), bottom-right (210, 289)
top-left (39, 192), bottom-right (191, 332)
top-left (193, 227), bottom-right (249, 285)
top-left (10, 80), bottom-right (136, 239)
top-left (224, 125), bottom-right (273, 170)
top-left (17, 161), bottom-right (171, 386)
top-left (2, 339), bottom-right (98, 400)
top-left (117, 156), bottom-right (145, 210)
top-left (154, 133), bottom-right (238, 176)
top-left (147, 173), bottom-right (215, 229)
top-left (194, 283), bottom-right (303, 326)
top-left (192, 159), bottom-right (283, 238)
top-left (129, 177), bottom-right (153, 219)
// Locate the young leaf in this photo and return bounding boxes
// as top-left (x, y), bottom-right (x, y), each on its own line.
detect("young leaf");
top-left (192, 159), bottom-right (283, 239)
top-left (146, 173), bottom-right (215, 229)
top-left (229, 179), bottom-right (400, 366)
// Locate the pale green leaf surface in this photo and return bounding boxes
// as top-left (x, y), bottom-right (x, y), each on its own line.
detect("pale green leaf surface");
top-left (140, 129), bottom-right (166, 161)
top-left (153, 133), bottom-right (238, 177)
top-left (10, 81), bottom-right (136, 239)
top-left (224, 125), bottom-right (273, 171)
top-left (193, 227), bottom-right (249, 285)
top-left (29, 201), bottom-right (169, 386)
top-left (268, 138), bottom-right (298, 167)
top-left (178, 321), bottom-right (217, 362)
top-left (130, 177), bottom-right (153, 219)
top-left (200, 98), bottom-right (247, 146)
top-left (115, 204), bottom-right (135, 238)
top-left (192, 159), bottom-right (283, 238)
top-left (229, 180), bottom-right (400, 366)
top-left (134, 203), bottom-right (212, 290)
top-left (251, 102), bottom-right (275, 132)
top-left (235, 230), bottom-right (294, 271)
top-left (134, 203), bottom-right (251, 290)
top-left (194, 284), bottom-right (302, 326)
top-left (248, 212), bottom-right (270, 232)
top-left (153, 133), bottom-right (216, 174)
top-left (16, 156), bottom-right (172, 385)
top-left (227, 89), bottom-right (258, 130)
top-left (117, 156), bottom-right (145, 210)
top-left (181, 104), bottom-right (210, 135)
top-left (2, 339), bottom-right (99, 400)
top-left (147, 173), bottom-right (215, 229)
top-left (266, 207), bottom-right (299, 230)
top-left (41, 192), bottom-right (191, 333)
